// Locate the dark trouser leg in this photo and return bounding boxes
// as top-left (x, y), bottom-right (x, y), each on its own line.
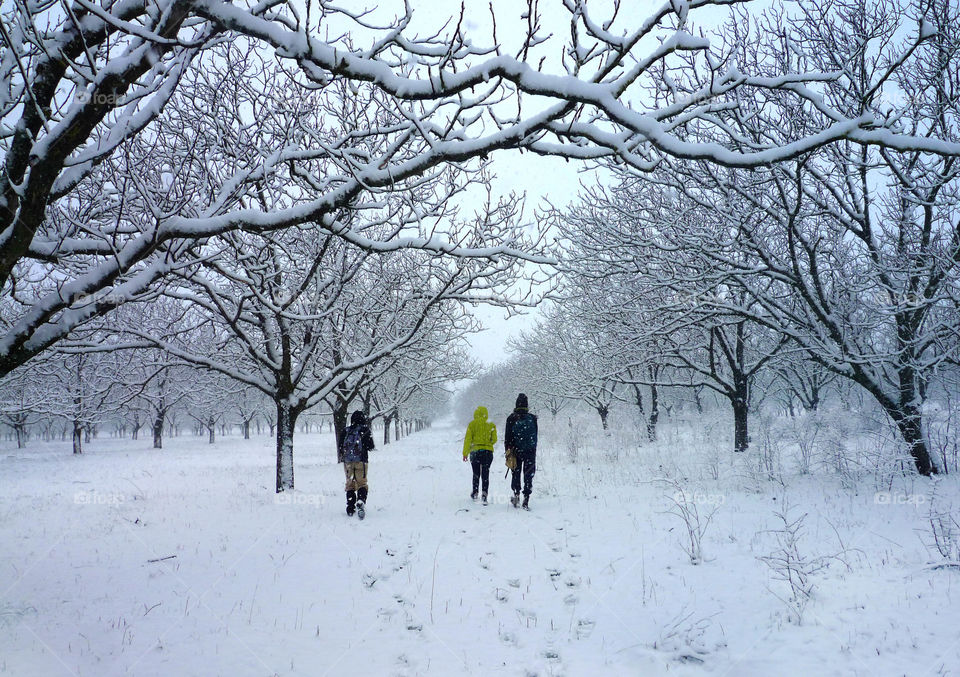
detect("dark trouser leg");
top-left (522, 454), bottom-right (536, 496)
top-left (511, 466), bottom-right (521, 495)
top-left (346, 490), bottom-right (357, 515)
top-left (470, 453), bottom-right (481, 496)
top-left (480, 451), bottom-right (491, 495)
top-left (357, 486), bottom-right (367, 504)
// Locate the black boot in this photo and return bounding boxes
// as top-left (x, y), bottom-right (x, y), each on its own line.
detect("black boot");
top-left (482, 492), bottom-right (488, 505)
top-left (357, 487), bottom-right (367, 520)
top-left (522, 494), bottom-right (529, 510)
top-left (346, 490), bottom-right (357, 516)
top-left (511, 493), bottom-right (520, 508)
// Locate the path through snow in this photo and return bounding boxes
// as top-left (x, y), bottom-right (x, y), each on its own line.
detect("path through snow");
top-left (2, 421), bottom-right (959, 675)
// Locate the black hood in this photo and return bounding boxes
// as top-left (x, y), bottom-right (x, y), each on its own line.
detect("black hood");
top-left (515, 393), bottom-right (528, 410)
top-left (351, 411), bottom-right (367, 426)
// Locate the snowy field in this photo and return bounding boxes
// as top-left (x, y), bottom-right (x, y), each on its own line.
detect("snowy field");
top-left (2, 417), bottom-right (960, 677)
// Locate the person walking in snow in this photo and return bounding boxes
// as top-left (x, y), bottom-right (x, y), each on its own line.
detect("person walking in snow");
top-left (462, 405), bottom-right (497, 505)
top-left (340, 410), bottom-right (375, 519)
top-left (505, 393), bottom-right (538, 510)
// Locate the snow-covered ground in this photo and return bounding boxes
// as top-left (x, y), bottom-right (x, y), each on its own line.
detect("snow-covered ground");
top-left (2, 418), bottom-right (960, 676)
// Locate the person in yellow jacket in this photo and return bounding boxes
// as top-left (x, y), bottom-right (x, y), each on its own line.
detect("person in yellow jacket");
top-left (462, 405), bottom-right (497, 504)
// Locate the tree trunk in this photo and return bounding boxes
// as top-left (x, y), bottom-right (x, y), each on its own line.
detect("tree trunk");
top-left (596, 405), bottom-right (609, 430)
top-left (732, 396), bottom-right (749, 453)
top-left (693, 386), bottom-right (703, 414)
top-left (632, 384), bottom-right (646, 437)
top-left (243, 419), bottom-right (250, 440)
top-left (647, 383), bottom-right (659, 442)
top-left (208, 416), bottom-right (215, 444)
top-left (276, 401), bottom-right (298, 493)
top-left (892, 404), bottom-right (938, 476)
top-left (383, 413), bottom-right (392, 445)
top-left (394, 413), bottom-right (401, 441)
top-left (332, 401), bottom-right (349, 462)
top-left (152, 410), bottom-right (164, 449)
top-left (72, 420), bottom-right (83, 455)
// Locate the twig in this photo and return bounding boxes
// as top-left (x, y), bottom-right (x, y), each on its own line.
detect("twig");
top-left (430, 542), bottom-right (441, 624)
top-left (147, 555), bottom-right (176, 563)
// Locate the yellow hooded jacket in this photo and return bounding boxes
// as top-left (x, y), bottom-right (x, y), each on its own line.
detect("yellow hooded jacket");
top-left (462, 406), bottom-right (497, 459)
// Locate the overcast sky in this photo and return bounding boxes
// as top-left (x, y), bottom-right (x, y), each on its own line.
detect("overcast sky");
top-left (467, 151), bottom-right (589, 366)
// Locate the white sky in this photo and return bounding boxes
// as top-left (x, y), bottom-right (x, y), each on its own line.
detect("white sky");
top-left (468, 151), bottom-right (590, 366)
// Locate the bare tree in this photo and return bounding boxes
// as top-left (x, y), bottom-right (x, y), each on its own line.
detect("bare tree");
top-left (627, 0), bottom-right (960, 473)
top-left (4, 0), bottom-right (958, 378)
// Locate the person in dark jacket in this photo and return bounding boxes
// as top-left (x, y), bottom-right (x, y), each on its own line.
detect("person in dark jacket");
top-left (505, 393), bottom-right (538, 509)
top-left (340, 410), bottom-right (375, 518)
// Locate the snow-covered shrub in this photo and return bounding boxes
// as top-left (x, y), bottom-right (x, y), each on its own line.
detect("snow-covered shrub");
top-left (923, 479), bottom-right (960, 566)
top-left (755, 414), bottom-right (785, 484)
top-left (564, 416), bottom-right (583, 464)
top-left (787, 412), bottom-right (823, 475)
top-left (759, 504), bottom-right (829, 624)
top-left (660, 479), bottom-right (720, 565)
top-left (819, 411), bottom-right (861, 487)
top-left (925, 401), bottom-right (960, 475)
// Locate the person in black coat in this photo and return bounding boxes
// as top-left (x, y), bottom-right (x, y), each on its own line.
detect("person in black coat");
top-left (505, 393), bottom-right (538, 509)
top-left (340, 410), bottom-right (375, 518)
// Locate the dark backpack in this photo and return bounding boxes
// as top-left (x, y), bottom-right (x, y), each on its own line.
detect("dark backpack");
top-left (512, 413), bottom-right (537, 452)
top-left (342, 426), bottom-right (364, 463)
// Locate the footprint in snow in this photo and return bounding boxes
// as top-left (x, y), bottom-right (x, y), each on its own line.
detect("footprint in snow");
top-left (563, 593), bottom-right (578, 606)
top-left (542, 649), bottom-right (561, 663)
top-left (576, 619), bottom-right (596, 639)
top-left (507, 578), bottom-right (521, 589)
top-left (499, 630), bottom-right (518, 646)
top-left (517, 608), bottom-right (538, 625)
